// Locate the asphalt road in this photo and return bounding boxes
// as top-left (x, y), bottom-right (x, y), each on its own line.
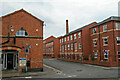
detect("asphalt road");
top-left (4, 58), bottom-right (119, 80)
top-left (41, 58), bottom-right (119, 78)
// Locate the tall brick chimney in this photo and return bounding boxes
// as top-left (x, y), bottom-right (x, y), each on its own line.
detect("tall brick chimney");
top-left (66, 20), bottom-right (69, 34)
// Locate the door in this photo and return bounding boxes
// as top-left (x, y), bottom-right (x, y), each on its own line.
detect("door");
top-left (7, 54), bottom-right (13, 69)
top-left (2, 53), bottom-right (7, 70)
top-left (13, 54), bottom-right (18, 69)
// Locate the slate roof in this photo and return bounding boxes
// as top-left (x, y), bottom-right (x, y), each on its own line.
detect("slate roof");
top-left (90, 16), bottom-right (120, 29)
top-left (62, 22), bottom-right (96, 37)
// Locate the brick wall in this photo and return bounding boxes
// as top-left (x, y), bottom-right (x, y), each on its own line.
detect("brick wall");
top-left (0, 9), bottom-right (44, 71)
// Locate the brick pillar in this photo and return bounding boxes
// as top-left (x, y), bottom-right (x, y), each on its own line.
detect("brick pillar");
top-left (67, 53), bottom-right (69, 59)
top-left (116, 54), bottom-right (119, 63)
top-left (108, 54), bottom-right (113, 65)
top-left (89, 55), bottom-right (91, 62)
top-left (97, 55), bottom-right (100, 62)
top-left (71, 54), bottom-right (73, 60)
top-left (82, 55), bottom-right (84, 62)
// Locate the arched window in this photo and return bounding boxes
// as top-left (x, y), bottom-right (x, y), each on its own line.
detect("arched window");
top-left (16, 29), bottom-right (28, 36)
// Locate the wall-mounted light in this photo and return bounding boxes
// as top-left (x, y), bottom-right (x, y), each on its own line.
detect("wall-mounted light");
top-left (11, 29), bottom-right (14, 32)
top-left (36, 43), bottom-right (38, 46)
top-left (36, 29), bottom-right (38, 31)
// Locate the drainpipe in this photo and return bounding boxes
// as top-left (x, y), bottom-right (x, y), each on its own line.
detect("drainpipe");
top-left (98, 25), bottom-right (101, 60)
top-left (0, 32), bottom-right (10, 45)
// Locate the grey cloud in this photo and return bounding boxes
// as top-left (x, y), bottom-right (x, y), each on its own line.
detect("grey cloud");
top-left (0, 0), bottom-right (119, 39)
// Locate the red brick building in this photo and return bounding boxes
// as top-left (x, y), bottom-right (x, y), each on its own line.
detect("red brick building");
top-left (43, 36), bottom-right (59, 58)
top-left (44, 16), bottom-right (120, 67)
top-left (0, 9), bottom-right (44, 72)
top-left (58, 20), bottom-right (96, 62)
top-left (89, 16), bottom-right (120, 66)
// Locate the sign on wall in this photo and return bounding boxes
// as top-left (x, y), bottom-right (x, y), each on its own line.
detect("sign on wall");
top-left (19, 58), bottom-right (26, 67)
top-left (104, 50), bottom-right (108, 55)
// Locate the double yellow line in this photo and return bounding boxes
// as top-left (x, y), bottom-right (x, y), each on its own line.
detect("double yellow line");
top-left (43, 64), bottom-right (62, 73)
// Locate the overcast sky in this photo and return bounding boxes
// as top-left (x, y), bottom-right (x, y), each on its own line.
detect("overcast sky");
top-left (0, 0), bottom-right (119, 39)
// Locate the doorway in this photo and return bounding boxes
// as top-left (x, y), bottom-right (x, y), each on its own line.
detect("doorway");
top-left (2, 50), bottom-right (19, 70)
top-left (7, 54), bottom-right (13, 69)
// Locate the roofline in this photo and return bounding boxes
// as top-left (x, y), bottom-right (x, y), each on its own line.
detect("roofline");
top-left (90, 16), bottom-right (120, 29)
top-left (45, 38), bottom-right (57, 44)
top-left (1, 9), bottom-right (44, 23)
top-left (62, 22), bottom-right (96, 37)
top-left (43, 35), bottom-right (55, 41)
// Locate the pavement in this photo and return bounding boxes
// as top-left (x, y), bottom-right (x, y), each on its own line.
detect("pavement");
top-left (1, 64), bottom-right (56, 79)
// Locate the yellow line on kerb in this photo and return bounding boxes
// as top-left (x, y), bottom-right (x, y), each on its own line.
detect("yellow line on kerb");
top-left (43, 64), bottom-right (62, 73)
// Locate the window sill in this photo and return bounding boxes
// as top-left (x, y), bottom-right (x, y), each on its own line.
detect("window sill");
top-left (93, 33), bottom-right (97, 35)
top-left (116, 29), bottom-right (120, 31)
top-left (104, 58), bottom-right (108, 60)
top-left (103, 31), bottom-right (107, 32)
top-left (117, 44), bottom-right (120, 46)
top-left (103, 45), bottom-right (108, 46)
top-left (94, 46), bottom-right (97, 47)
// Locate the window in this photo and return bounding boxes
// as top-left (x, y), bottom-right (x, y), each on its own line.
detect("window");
top-left (16, 29), bottom-right (28, 36)
top-left (75, 54), bottom-right (77, 60)
top-left (79, 42), bottom-right (81, 49)
top-left (117, 37), bottom-right (120, 45)
top-left (62, 45), bottom-right (64, 52)
top-left (71, 43), bottom-right (73, 50)
top-left (71, 35), bottom-right (73, 40)
top-left (94, 50), bottom-right (97, 58)
top-left (78, 32), bottom-right (81, 38)
top-left (75, 42), bottom-right (77, 52)
top-left (60, 54), bottom-right (62, 58)
top-left (104, 50), bottom-right (108, 59)
top-left (103, 38), bottom-right (108, 46)
top-left (60, 46), bottom-right (61, 51)
top-left (60, 39), bottom-right (61, 43)
top-left (93, 28), bottom-right (96, 34)
top-left (62, 38), bottom-right (63, 42)
top-left (103, 25), bottom-right (107, 32)
top-left (65, 54), bottom-right (67, 59)
top-left (74, 34), bottom-right (76, 39)
top-left (65, 44), bottom-right (66, 51)
top-left (93, 40), bottom-right (97, 47)
top-left (116, 23), bottom-right (120, 30)
top-left (67, 36), bottom-right (69, 41)
top-left (62, 54), bottom-right (64, 58)
top-left (79, 54), bottom-right (82, 60)
top-left (68, 54), bottom-right (71, 59)
top-left (118, 51), bottom-right (120, 59)
top-left (68, 44), bottom-right (70, 50)
top-left (51, 47), bottom-right (53, 51)
top-left (65, 37), bottom-right (66, 42)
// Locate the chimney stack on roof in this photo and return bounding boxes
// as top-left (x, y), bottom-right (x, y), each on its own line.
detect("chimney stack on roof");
top-left (66, 20), bottom-right (69, 34)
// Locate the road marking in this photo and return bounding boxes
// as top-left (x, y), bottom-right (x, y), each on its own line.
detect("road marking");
top-left (43, 64), bottom-right (62, 73)
top-left (25, 76), bottom-right (32, 78)
top-left (68, 76), bottom-right (72, 77)
top-left (67, 75), bottom-right (77, 77)
top-left (72, 75), bottom-right (77, 77)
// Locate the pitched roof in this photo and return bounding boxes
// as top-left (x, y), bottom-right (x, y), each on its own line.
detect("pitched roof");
top-left (90, 16), bottom-right (120, 29)
top-left (46, 38), bottom-right (57, 44)
top-left (1, 9), bottom-right (44, 23)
